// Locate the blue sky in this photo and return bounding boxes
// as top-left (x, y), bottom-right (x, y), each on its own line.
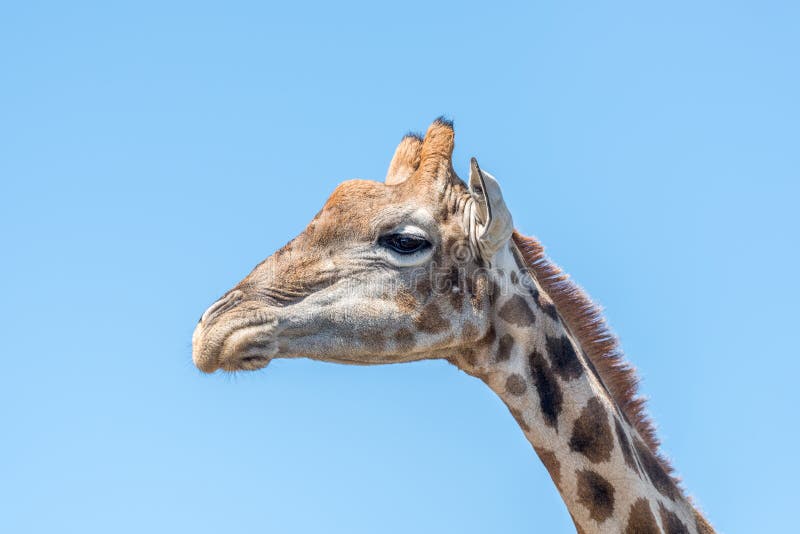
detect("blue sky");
top-left (1, 2), bottom-right (798, 532)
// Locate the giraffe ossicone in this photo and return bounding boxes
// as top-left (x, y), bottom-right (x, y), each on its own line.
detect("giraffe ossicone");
top-left (192, 118), bottom-right (715, 534)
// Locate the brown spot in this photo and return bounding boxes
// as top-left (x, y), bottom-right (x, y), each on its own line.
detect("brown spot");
top-left (615, 418), bottom-right (640, 473)
top-left (395, 289), bottom-right (417, 313)
top-left (634, 438), bottom-right (681, 501)
top-left (510, 271), bottom-right (519, 284)
top-left (465, 270), bottom-right (489, 308)
top-left (505, 374), bottom-right (527, 396)
top-left (546, 334), bottom-right (583, 381)
top-left (568, 397), bottom-right (614, 463)
top-left (498, 295), bottom-right (536, 327)
top-left (624, 498), bottom-right (660, 534)
top-left (659, 502), bottom-right (690, 534)
top-left (482, 325), bottom-right (497, 346)
top-left (528, 350), bottom-right (563, 428)
top-left (414, 274), bottom-right (432, 296)
top-left (576, 469), bottom-right (615, 523)
top-left (461, 348), bottom-right (478, 367)
top-left (415, 303), bottom-right (448, 333)
top-left (507, 406), bottom-right (530, 432)
top-left (358, 331), bottom-right (386, 351)
top-left (495, 334), bottom-right (515, 361)
top-left (447, 266), bottom-right (460, 286)
top-left (533, 445), bottom-right (562, 490)
top-left (393, 328), bottom-right (415, 352)
top-left (487, 278), bottom-right (501, 306)
top-left (449, 291), bottom-right (463, 312)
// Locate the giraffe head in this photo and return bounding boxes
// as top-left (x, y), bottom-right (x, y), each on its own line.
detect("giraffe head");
top-left (192, 118), bottom-right (514, 373)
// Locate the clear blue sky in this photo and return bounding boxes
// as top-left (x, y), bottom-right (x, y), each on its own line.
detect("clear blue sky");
top-left (2, 2), bottom-right (798, 532)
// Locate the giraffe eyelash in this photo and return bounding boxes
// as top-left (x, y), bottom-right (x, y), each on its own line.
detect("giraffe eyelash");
top-left (378, 233), bottom-right (432, 255)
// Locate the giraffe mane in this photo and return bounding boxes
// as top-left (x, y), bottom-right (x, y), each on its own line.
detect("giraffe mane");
top-left (511, 230), bottom-right (679, 485)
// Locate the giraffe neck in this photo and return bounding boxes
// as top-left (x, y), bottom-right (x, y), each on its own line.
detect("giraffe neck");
top-left (452, 242), bottom-right (707, 534)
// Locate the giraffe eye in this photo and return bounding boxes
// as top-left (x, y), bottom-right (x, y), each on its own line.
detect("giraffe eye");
top-left (379, 233), bottom-right (431, 255)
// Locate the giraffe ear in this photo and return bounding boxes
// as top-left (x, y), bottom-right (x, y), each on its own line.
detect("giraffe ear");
top-left (469, 157), bottom-right (513, 260)
top-left (385, 134), bottom-right (423, 185)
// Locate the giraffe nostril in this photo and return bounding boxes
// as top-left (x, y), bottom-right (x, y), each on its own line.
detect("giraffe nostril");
top-left (200, 290), bottom-right (243, 325)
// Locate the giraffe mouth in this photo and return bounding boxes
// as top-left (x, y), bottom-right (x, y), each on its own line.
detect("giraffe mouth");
top-left (193, 317), bottom-right (279, 373)
top-left (224, 353), bottom-right (272, 372)
top-left (218, 324), bottom-right (277, 372)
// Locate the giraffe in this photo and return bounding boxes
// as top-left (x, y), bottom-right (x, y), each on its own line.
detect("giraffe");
top-left (192, 118), bottom-right (714, 534)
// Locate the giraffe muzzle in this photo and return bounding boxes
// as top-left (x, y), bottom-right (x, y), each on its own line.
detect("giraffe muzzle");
top-left (193, 290), bottom-right (279, 373)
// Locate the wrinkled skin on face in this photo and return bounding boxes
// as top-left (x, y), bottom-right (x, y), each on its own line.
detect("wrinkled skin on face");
top-left (192, 119), bottom-right (512, 373)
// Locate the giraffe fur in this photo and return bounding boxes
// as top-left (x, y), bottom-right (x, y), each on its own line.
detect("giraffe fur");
top-left (192, 118), bottom-right (714, 533)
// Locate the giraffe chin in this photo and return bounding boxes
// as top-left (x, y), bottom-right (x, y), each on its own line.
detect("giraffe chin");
top-left (193, 321), bottom-right (278, 374)
top-left (216, 324), bottom-right (278, 373)
top-left (221, 353), bottom-right (272, 372)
